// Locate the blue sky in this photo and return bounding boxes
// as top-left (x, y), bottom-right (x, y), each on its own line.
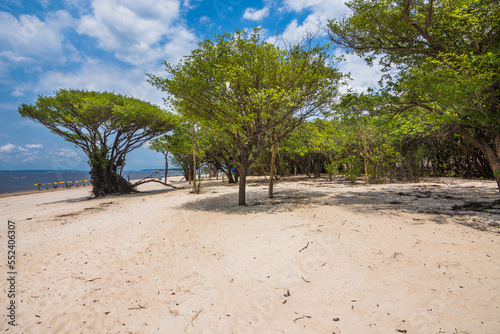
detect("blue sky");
top-left (0, 0), bottom-right (381, 171)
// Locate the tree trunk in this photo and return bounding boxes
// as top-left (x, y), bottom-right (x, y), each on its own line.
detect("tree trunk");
top-left (226, 169), bottom-right (235, 183)
top-left (493, 161), bottom-right (500, 191)
top-left (90, 162), bottom-right (136, 197)
top-left (364, 156), bottom-right (369, 184)
top-left (164, 153), bottom-right (168, 184)
top-left (181, 166), bottom-right (190, 181)
top-left (192, 124), bottom-right (197, 193)
top-left (454, 125), bottom-right (500, 192)
top-left (313, 159), bottom-right (321, 178)
top-left (238, 166), bottom-right (247, 206)
top-left (269, 141), bottom-right (277, 198)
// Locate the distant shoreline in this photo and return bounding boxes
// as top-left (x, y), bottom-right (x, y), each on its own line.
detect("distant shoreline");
top-left (0, 175), bottom-right (185, 199)
top-left (0, 169), bottom-right (183, 194)
top-left (0, 169), bottom-right (183, 173)
top-left (0, 184), bottom-right (91, 198)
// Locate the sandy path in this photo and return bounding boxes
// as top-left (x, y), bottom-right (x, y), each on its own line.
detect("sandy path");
top-left (1, 177), bottom-right (499, 333)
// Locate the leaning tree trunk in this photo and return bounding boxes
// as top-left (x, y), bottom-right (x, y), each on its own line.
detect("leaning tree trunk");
top-left (224, 169), bottom-right (236, 183)
top-left (90, 163), bottom-right (136, 197)
top-left (454, 125), bottom-right (500, 192)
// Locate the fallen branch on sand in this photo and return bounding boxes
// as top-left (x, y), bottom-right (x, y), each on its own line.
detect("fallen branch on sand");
top-left (299, 241), bottom-right (309, 252)
top-left (85, 277), bottom-right (101, 282)
top-left (191, 309), bottom-right (203, 327)
top-left (293, 315), bottom-right (312, 323)
top-left (132, 179), bottom-right (184, 189)
top-left (128, 304), bottom-right (146, 310)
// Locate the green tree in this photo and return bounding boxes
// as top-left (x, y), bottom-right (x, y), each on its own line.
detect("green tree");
top-left (18, 89), bottom-right (177, 197)
top-left (280, 121), bottom-right (327, 178)
top-left (152, 122), bottom-right (199, 182)
top-left (148, 29), bottom-right (341, 205)
top-left (328, 0), bottom-right (500, 189)
top-left (149, 136), bottom-right (171, 184)
top-left (197, 126), bottom-right (238, 183)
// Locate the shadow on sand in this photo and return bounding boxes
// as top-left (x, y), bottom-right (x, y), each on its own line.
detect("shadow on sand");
top-left (179, 177), bottom-right (500, 232)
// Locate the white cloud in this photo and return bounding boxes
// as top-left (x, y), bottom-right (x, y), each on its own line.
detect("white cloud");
top-left (0, 141), bottom-right (87, 167)
top-left (276, 0), bottom-right (349, 44)
top-left (0, 143), bottom-right (19, 153)
top-left (0, 10), bottom-right (76, 66)
top-left (0, 143), bottom-right (30, 154)
top-left (0, 143), bottom-right (45, 155)
top-left (21, 155), bottom-right (38, 163)
top-left (182, 0), bottom-right (200, 10)
top-left (337, 51), bottom-right (383, 93)
top-left (199, 15), bottom-right (210, 24)
top-left (27, 58), bottom-right (166, 106)
top-left (283, 0), bottom-right (348, 18)
top-left (280, 15), bottom-right (323, 43)
top-left (4, 150), bottom-right (76, 165)
top-left (25, 144), bottom-right (43, 149)
top-left (243, 7), bottom-right (270, 21)
top-left (11, 90), bottom-right (24, 97)
top-left (57, 148), bottom-right (79, 157)
top-left (76, 0), bottom-right (197, 66)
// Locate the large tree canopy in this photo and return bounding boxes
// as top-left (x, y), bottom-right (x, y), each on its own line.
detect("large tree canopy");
top-left (148, 29), bottom-right (342, 205)
top-left (18, 89), bottom-right (178, 197)
top-left (328, 0), bottom-right (500, 189)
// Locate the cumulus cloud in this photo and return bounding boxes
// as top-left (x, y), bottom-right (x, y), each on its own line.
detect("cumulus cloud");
top-left (0, 143), bottom-right (44, 154)
top-left (337, 51), bottom-right (383, 93)
top-left (76, 0), bottom-right (197, 66)
top-left (0, 10), bottom-right (76, 66)
top-left (243, 7), bottom-right (270, 21)
top-left (280, 15), bottom-right (323, 43)
top-left (0, 142), bottom-right (86, 168)
top-left (0, 143), bottom-right (21, 153)
top-left (275, 0), bottom-right (349, 44)
top-left (28, 58), bottom-right (165, 106)
top-left (283, 0), bottom-right (349, 18)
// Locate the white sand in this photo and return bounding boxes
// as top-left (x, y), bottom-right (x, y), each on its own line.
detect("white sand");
top-left (1, 176), bottom-right (499, 333)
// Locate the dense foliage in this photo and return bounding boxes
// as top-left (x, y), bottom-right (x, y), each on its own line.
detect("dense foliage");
top-left (328, 0), bottom-right (500, 189)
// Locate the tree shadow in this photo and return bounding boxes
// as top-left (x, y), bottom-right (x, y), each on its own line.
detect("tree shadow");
top-left (318, 183), bottom-right (500, 232)
top-left (180, 177), bottom-right (500, 232)
top-left (180, 186), bottom-right (331, 215)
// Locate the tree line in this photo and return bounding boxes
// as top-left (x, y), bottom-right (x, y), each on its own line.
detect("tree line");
top-left (19, 0), bottom-right (499, 205)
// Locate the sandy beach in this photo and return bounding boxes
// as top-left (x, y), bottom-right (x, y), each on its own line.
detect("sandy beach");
top-left (1, 176), bottom-right (499, 333)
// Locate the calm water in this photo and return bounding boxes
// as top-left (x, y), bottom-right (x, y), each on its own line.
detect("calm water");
top-left (0, 170), bottom-right (183, 194)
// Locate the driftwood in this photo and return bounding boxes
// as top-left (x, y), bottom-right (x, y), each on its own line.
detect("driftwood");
top-left (132, 179), bottom-right (183, 189)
